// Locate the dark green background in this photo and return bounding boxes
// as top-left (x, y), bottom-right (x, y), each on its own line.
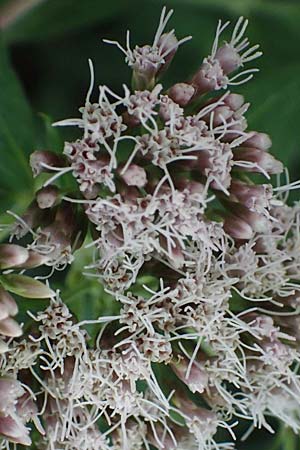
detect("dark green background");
top-left (0, 0), bottom-right (299, 448)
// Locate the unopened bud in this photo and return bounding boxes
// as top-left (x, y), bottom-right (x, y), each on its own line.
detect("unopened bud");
top-left (0, 286), bottom-right (18, 320)
top-left (0, 317), bottom-right (22, 337)
top-left (0, 414), bottom-right (31, 446)
top-left (172, 356), bottom-right (208, 393)
top-left (233, 147), bottom-right (283, 174)
top-left (223, 214), bottom-right (253, 240)
top-left (119, 164), bottom-right (147, 188)
top-left (0, 339), bottom-right (9, 353)
top-left (176, 179), bottom-right (205, 195)
top-left (36, 185), bottom-right (60, 209)
top-left (16, 251), bottom-right (50, 269)
top-left (243, 132), bottom-right (272, 151)
top-left (229, 179), bottom-right (273, 213)
top-left (30, 151), bottom-right (65, 177)
top-left (227, 201), bottom-right (269, 233)
top-left (203, 104), bottom-right (234, 127)
top-left (191, 59), bottom-right (227, 95)
top-left (157, 32), bottom-right (178, 73)
top-left (215, 44), bottom-right (242, 74)
top-left (223, 93), bottom-right (245, 111)
top-left (11, 201), bottom-right (49, 239)
top-left (168, 82), bottom-right (195, 106)
top-left (0, 244), bottom-right (29, 270)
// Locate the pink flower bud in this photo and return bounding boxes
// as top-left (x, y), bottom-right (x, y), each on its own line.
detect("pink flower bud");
top-left (36, 185), bottom-right (60, 209)
top-left (0, 317), bottom-right (22, 337)
top-left (160, 236), bottom-right (185, 269)
top-left (175, 179), bottom-right (205, 195)
top-left (215, 44), bottom-right (242, 74)
top-left (233, 147), bottom-right (284, 174)
top-left (17, 393), bottom-right (45, 436)
top-left (191, 59), bottom-right (227, 95)
top-left (223, 93), bottom-right (245, 111)
top-left (0, 339), bottom-right (9, 353)
top-left (229, 179), bottom-right (273, 213)
top-left (30, 151), bottom-right (65, 177)
top-left (226, 201), bottom-right (269, 233)
top-left (0, 244), bottom-right (29, 270)
top-left (16, 251), bottom-right (50, 269)
top-left (0, 414), bottom-right (31, 446)
top-left (0, 287), bottom-right (18, 320)
top-left (202, 104), bottom-right (234, 127)
top-left (119, 164), bottom-right (147, 188)
top-left (11, 201), bottom-right (49, 239)
top-left (172, 356), bottom-right (208, 393)
top-left (157, 32), bottom-right (179, 73)
top-left (0, 378), bottom-right (24, 411)
top-left (168, 82), bottom-right (195, 106)
top-left (243, 132), bottom-right (272, 151)
top-left (223, 214), bottom-right (253, 240)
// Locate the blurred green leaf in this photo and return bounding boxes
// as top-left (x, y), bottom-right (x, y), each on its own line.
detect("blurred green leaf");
top-left (0, 36), bottom-right (34, 189)
top-left (166, 0), bottom-right (300, 20)
top-left (0, 35), bottom-right (36, 236)
top-left (243, 63), bottom-right (300, 176)
top-left (3, 0), bottom-right (126, 43)
top-left (38, 113), bottom-right (63, 153)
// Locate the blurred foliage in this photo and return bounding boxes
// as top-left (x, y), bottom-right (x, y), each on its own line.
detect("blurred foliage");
top-left (0, 0), bottom-right (300, 448)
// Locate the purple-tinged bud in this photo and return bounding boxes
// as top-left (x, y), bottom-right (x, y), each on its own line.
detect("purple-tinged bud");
top-left (147, 422), bottom-right (179, 450)
top-left (131, 29), bottom-right (180, 88)
top-left (168, 82), bottom-right (195, 106)
top-left (30, 151), bottom-right (65, 177)
top-left (229, 179), bottom-right (273, 213)
top-left (157, 32), bottom-right (178, 73)
top-left (175, 179), bottom-right (204, 195)
top-left (0, 286), bottom-right (18, 320)
top-left (0, 339), bottom-right (9, 353)
top-left (215, 44), bottom-right (242, 74)
top-left (17, 393), bottom-right (45, 436)
top-left (0, 414), bottom-right (31, 446)
top-left (174, 394), bottom-right (218, 434)
top-left (203, 104), bottom-right (234, 127)
top-left (223, 93), bottom-right (245, 111)
top-left (36, 185), bottom-right (60, 209)
top-left (223, 214), bottom-right (253, 240)
top-left (0, 244), bottom-right (29, 270)
top-left (122, 111), bottom-right (141, 128)
top-left (16, 251), bottom-right (50, 269)
top-left (233, 147), bottom-right (284, 174)
top-left (243, 132), bottom-right (272, 151)
top-left (172, 356), bottom-right (208, 393)
top-left (191, 59), bottom-right (228, 95)
top-left (226, 201), bottom-right (269, 233)
top-left (118, 164), bottom-right (147, 188)
top-left (0, 317), bottom-right (22, 337)
top-left (160, 236), bottom-right (185, 269)
top-left (0, 378), bottom-right (24, 412)
top-left (10, 201), bottom-right (48, 239)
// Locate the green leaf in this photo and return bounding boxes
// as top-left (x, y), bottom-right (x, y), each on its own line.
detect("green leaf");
top-left (0, 273), bottom-right (54, 298)
top-left (38, 113), bottom-right (63, 154)
top-left (243, 63), bottom-right (300, 179)
top-left (3, 0), bottom-right (126, 43)
top-left (0, 35), bottom-right (35, 220)
top-left (164, 0), bottom-right (300, 20)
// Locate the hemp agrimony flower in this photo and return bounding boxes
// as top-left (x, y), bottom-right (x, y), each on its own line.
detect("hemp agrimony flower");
top-left (2, 7), bottom-right (300, 450)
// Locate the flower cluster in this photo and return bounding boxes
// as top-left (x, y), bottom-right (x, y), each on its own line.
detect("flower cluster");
top-left (2, 7), bottom-right (300, 450)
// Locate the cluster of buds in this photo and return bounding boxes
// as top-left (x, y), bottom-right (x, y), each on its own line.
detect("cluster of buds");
top-left (3, 7), bottom-right (300, 450)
